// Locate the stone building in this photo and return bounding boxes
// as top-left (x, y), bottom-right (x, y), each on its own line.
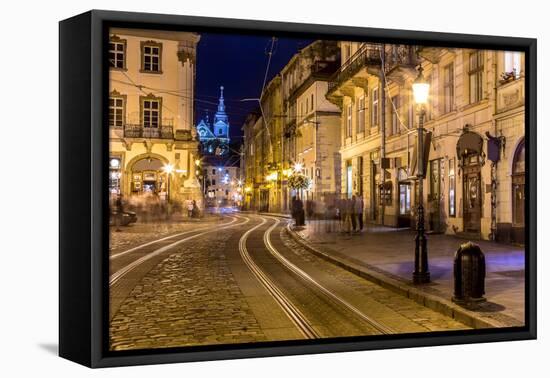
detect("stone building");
top-left (203, 164), bottom-right (242, 208)
top-left (108, 28), bottom-right (203, 208)
top-left (327, 42), bottom-right (525, 242)
top-left (242, 40), bottom-right (341, 213)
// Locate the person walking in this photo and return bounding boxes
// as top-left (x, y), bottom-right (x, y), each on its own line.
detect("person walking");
top-left (355, 194), bottom-right (364, 232)
top-left (350, 195), bottom-right (358, 232)
top-left (187, 200), bottom-right (193, 218)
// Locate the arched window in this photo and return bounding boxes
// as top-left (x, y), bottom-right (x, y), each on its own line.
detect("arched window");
top-left (512, 140), bottom-right (525, 227)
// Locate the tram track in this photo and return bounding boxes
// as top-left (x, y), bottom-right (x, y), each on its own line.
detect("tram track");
top-left (263, 216), bottom-right (393, 335)
top-left (238, 217), bottom-right (320, 339)
top-left (110, 215), bottom-right (239, 260)
top-left (239, 214), bottom-right (394, 338)
top-left (109, 215), bottom-right (250, 287)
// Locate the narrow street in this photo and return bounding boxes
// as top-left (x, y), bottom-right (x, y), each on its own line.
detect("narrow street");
top-left (109, 213), bottom-right (469, 351)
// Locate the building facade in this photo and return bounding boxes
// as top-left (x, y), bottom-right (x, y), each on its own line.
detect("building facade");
top-left (242, 40), bottom-right (341, 213)
top-left (203, 165), bottom-right (242, 207)
top-left (108, 28), bottom-right (203, 208)
top-left (327, 42), bottom-right (525, 242)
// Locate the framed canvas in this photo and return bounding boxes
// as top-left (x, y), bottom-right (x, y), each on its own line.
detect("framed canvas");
top-left (59, 10), bottom-right (536, 368)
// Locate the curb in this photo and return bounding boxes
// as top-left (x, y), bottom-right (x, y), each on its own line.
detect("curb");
top-left (285, 226), bottom-right (521, 329)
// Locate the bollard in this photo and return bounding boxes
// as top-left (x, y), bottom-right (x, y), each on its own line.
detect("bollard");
top-left (452, 241), bottom-right (486, 306)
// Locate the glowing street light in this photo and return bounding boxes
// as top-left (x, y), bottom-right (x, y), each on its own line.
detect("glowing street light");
top-left (411, 63), bottom-right (431, 285)
top-left (293, 162), bottom-right (303, 173)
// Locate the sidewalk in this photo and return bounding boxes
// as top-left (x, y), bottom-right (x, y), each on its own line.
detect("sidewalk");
top-left (285, 219), bottom-right (525, 329)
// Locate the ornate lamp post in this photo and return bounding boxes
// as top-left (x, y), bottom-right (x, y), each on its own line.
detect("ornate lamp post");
top-left (412, 64), bottom-right (431, 284)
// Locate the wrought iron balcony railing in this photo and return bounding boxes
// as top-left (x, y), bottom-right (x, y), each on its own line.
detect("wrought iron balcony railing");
top-left (327, 44), bottom-right (418, 93)
top-left (384, 45), bottom-right (417, 72)
top-left (328, 44), bottom-right (382, 93)
top-left (122, 124), bottom-right (174, 139)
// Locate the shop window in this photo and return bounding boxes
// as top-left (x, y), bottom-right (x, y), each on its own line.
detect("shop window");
top-left (380, 181), bottom-right (392, 206)
top-left (512, 140), bottom-right (525, 226)
top-left (449, 158), bottom-right (456, 217)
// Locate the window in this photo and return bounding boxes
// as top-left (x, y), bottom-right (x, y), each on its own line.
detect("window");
top-left (443, 63), bottom-right (454, 113)
top-left (141, 41), bottom-right (162, 73)
top-left (212, 179), bottom-right (216, 186)
top-left (109, 96), bottom-right (124, 127)
top-left (212, 169), bottom-right (216, 175)
top-left (407, 92), bottom-right (414, 129)
top-left (346, 103), bottom-right (353, 138)
top-left (371, 87), bottom-right (379, 127)
top-left (469, 51), bottom-right (484, 104)
top-left (357, 96), bottom-right (365, 133)
top-left (504, 51), bottom-right (521, 78)
top-left (380, 182), bottom-right (392, 206)
top-left (425, 74), bottom-right (433, 120)
top-left (310, 94), bottom-right (314, 111)
top-left (306, 98), bottom-right (309, 114)
top-left (449, 158), bottom-right (456, 217)
top-left (109, 36), bottom-right (126, 69)
top-left (390, 95), bottom-right (400, 135)
top-left (344, 43), bottom-right (351, 62)
top-left (141, 97), bottom-right (161, 128)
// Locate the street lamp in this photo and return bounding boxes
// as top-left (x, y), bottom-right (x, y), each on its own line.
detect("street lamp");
top-left (411, 64), bottom-right (430, 284)
top-left (163, 163), bottom-right (174, 203)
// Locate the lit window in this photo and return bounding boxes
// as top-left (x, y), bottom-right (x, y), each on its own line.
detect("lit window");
top-left (504, 51), bottom-right (521, 78)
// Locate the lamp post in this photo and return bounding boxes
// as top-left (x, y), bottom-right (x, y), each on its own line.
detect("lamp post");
top-left (412, 64), bottom-right (430, 284)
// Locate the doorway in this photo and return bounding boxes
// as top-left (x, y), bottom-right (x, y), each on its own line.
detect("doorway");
top-left (463, 155), bottom-right (482, 233)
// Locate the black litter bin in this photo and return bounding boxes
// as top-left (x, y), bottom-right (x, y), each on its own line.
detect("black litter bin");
top-left (452, 241), bottom-right (486, 306)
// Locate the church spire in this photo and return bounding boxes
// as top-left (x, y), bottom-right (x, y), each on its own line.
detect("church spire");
top-left (217, 86), bottom-right (225, 113)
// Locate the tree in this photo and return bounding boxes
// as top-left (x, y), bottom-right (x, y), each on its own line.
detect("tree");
top-left (288, 173), bottom-right (310, 190)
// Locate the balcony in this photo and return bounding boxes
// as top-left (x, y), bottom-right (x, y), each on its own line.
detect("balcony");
top-left (327, 44), bottom-right (382, 94)
top-left (384, 45), bottom-right (418, 83)
top-left (119, 124), bottom-right (174, 139)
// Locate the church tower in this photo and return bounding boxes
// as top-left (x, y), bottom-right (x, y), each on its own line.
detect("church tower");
top-left (213, 86), bottom-right (229, 138)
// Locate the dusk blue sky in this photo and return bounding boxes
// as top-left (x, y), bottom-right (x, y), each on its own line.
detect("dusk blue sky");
top-left (195, 33), bottom-right (312, 140)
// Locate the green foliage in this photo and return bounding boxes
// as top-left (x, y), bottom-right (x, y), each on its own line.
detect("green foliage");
top-left (288, 173), bottom-right (310, 190)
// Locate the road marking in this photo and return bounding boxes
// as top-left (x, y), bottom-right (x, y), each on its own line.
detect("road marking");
top-left (238, 217), bottom-right (319, 339)
top-left (109, 216), bottom-right (250, 287)
top-left (110, 216), bottom-right (239, 260)
top-left (264, 216), bottom-right (393, 335)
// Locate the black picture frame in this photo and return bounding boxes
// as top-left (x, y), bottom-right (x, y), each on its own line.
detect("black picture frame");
top-left (59, 9), bottom-right (537, 368)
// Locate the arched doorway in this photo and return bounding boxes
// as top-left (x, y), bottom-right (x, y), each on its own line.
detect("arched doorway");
top-left (457, 130), bottom-right (484, 235)
top-left (512, 139), bottom-right (525, 244)
top-left (128, 155), bottom-right (168, 197)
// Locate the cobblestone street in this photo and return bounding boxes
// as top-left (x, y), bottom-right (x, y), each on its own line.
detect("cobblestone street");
top-left (110, 228), bottom-right (267, 350)
top-left (109, 214), bottom-right (472, 351)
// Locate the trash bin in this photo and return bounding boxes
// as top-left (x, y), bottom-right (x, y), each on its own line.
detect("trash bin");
top-left (452, 241), bottom-right (486, 306)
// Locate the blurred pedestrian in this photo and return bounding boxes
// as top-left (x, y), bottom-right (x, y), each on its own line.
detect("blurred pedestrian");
top-left (355, 194), bottom-right (364, 232)
top-left (187, 200), bottom-right (193, 218)
top-left (350, 195), bottom-right (358, 232)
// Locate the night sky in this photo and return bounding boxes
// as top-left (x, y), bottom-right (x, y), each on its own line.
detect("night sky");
top-left (195, 33), bottom-right (312, 141)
